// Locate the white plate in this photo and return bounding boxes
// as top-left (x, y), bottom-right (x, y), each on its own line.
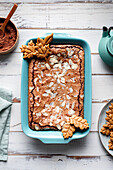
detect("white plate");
top-left (98, 99), bottom-right (113, 156)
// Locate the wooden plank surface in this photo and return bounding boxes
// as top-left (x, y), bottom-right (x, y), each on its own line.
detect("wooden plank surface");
top-left (0, 155), bottom-right (113, 170)
top-left (0, 3), bottom-right (113, 29)
top-left (1, 0), bottom-right (113, 3)
top-left (0, 0), bottom-right (113, 168)
top-left (8, 132), bottom-right (106, 156)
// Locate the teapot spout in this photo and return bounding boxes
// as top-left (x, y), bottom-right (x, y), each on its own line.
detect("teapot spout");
top-left (102, 26), bottom-right (108, 37)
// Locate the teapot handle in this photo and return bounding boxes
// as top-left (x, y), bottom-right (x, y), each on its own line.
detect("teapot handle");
top-left (108, 27), bottom-right (113, 36)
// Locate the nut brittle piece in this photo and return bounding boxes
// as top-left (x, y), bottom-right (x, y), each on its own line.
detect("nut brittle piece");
top-left (70, 115), bottom-right (89, 130)
top-left (62, 122), bottom-right (75, 139)
top-left (108, 139), bottom-right (113, 150)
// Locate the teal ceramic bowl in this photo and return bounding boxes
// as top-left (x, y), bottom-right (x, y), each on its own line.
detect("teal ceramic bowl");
top-left (21, 33), bottom-right (92, 144)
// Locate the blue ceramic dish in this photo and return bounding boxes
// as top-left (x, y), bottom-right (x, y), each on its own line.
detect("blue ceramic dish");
top-left (21, 33), bottom-right (92, 144)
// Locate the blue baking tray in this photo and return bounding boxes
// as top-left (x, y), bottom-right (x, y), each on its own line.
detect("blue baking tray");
top-left (21, 33), bottom-right (92, 144)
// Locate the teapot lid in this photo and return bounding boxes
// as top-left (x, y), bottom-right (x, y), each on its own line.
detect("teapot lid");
top-left (107, 27), bottom-right (113, 56)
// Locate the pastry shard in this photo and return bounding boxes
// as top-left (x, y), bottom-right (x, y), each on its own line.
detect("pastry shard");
top-left (70, 115), bottom-right (89, 130)
top-left (62, 122), bottom-right (75, 139)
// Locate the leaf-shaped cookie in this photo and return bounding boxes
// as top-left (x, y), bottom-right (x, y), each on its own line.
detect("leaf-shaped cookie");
top-left (62, 122), bottom-right (75, 139)
top-left (70, 115), bottom-right (89, 130)
top-left (37, 33), bottom-right (53, 45)
top-left (20, 40), bottom-right (36, 59)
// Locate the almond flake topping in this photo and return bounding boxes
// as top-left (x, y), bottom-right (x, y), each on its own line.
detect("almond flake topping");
top-left (45, 63), bottom-right (51, 70)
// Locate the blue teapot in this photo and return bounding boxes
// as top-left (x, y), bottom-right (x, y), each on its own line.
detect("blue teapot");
top-left (98, 26), bottom-right (113, 67)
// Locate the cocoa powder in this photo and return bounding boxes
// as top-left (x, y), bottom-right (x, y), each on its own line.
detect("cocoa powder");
top-left (0, 20), bottom-right (17, 52)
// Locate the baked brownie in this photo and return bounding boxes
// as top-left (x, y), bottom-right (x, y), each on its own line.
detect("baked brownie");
top-left (28, 45), bottom-right (84, 130)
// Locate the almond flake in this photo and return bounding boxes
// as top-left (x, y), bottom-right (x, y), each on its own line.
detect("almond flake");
top-left (49, 56), bottom-right (58, 65)
top-left (50, 92), bottom-right (57, 98)
top-left (63, 62), bottom-right (70, 70)
top-left (45, 89), bottom-right (51, 94)
top-left (41, 71), bottom-right (43, 77)
top-left (69, 87), bottom-right (73, 93)
top-left (36, 102), bottom-right (39, 107)
top-left (42, 93), bottom-right (49, 96)
top-left (29, 87), bottom-right (34, 91)
top-left (50, 115), bottom-right (55, 120)
top-left (34, 78), bottom-right (38, 85)
top-left (57, 78), bottom-right (60, 84)
top-left (50, 122), bottom-right (53, 126)
top-left (50, 102), bottom-right (54, 106)
top-left (61, 101), bottom-right (65, 107)
top-left (67, 95), bottom-right (71, 100)
top-left (66, 48), bottom-right (74, 57)
top-left (55, 119), bottom-right (61, 124)
top-left (60, 121), bottom-right (65, 126)
top-left (45, 104), bottom-right (50, 108)
top-left (66, 102), bottom-right (70, 109)
top-left (36, 112), bottom-right (41, 117)
top-left (72, 102), bottom-right (75, 109)
top-left (61, 77), bottom-right (65, 84)
top-left (45, 63), bottom-right (51, 70)
top-left (49, 82), bottom-right (54, 87)
top-left (72, 63), bottom-right (78, 70)
top-left (38, 74), bottom-right (41, 79)
top-left (53, 63), bottom-right (62, 69)
top-left (74, 55), bottom-right (77, 58)
top-left (39, 79), bottom-right (42, 83)
top-left (46, 73), bottom-right (51, 76)
top-left (56, 124), bottom-right (61, 130)
top-left (37, 87), bottom-right (39, 92)
top-left (35, 125), bottom-right (40, 130)
top-left (57, 53), bottom-right (61, 57)
top-left (56, 106), bottom-right (60, 113)
top-left (68, 109), bottom-right (75, 115)
top-left (43, 112), bottom-right (48, 116)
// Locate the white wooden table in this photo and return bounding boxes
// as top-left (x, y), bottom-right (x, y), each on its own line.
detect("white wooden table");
top-left (0, 0), bottom-right (113, 169)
